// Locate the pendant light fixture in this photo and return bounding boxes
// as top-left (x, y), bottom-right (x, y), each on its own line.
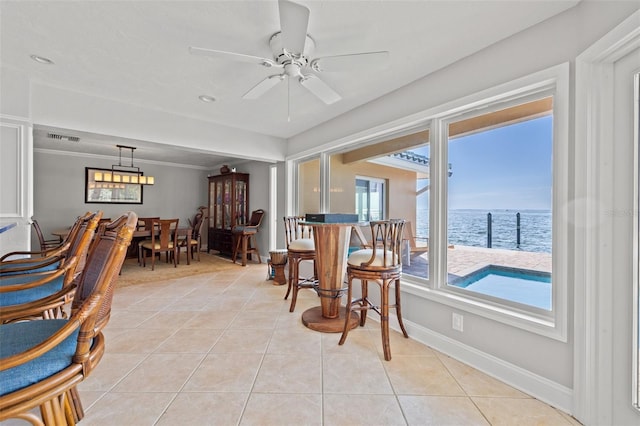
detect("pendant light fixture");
top-left (94, 145), bottom-right (155, 185)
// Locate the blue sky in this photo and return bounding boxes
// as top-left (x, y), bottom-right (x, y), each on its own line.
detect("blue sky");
top-left (417, 115), bottom-right (553, 210)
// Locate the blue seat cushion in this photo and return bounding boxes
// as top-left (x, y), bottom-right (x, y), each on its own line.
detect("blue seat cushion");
top-left (0, 274), bottom-right (64, 307)
top-left (0, 320), bottom-right (79, 395)
top-left (1, 259), bottom-right (61, 276)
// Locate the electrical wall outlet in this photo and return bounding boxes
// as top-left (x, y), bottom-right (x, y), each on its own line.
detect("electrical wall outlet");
top-left (452, 313), bottom-right (464, 332)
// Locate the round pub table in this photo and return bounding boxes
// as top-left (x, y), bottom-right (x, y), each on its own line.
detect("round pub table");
top-left (299, 221), bottom-right (364, 333)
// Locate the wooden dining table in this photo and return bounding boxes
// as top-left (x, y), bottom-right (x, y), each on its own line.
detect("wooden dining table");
top-left (299, 221), bottom-right (366, 333)
top-left (51, 226), bottom-right (193, 263)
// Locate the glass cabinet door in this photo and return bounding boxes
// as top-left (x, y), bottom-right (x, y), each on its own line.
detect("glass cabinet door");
top-left (236, 181), bottom-right (247, 225)
top-left (215, 181), bottom-right (222, 229)
top-left (223, 178), bottom-right (231, 229)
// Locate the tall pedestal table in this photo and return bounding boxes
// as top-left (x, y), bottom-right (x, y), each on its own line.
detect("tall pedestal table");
top-left (300, 222), bottom-right (361, 333)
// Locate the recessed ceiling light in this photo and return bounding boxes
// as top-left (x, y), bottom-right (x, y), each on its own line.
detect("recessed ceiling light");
top-left (30, 54), bottom-right (54, 65)
top-left (198, 95), bottom-right (216, 103)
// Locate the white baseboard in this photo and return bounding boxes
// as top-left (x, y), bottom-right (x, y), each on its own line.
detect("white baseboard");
top-left (380, 316), bottom-right (574, 414)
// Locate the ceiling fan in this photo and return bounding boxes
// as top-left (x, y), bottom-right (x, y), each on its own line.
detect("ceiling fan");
top-left (189, 0), bottom-right (389, 105)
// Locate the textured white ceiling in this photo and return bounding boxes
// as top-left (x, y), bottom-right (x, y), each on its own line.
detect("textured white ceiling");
top-left (1, 0), bottom-right (579, 165)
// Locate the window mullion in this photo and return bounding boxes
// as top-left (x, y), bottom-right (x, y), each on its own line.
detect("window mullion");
top-left (431, 117), bottom-right (448, 288)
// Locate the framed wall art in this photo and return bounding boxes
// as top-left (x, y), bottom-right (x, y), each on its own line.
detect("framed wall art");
top-left (85, 167), bottom-right (143, 204)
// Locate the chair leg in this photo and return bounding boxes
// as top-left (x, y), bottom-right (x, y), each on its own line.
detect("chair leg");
top-left (232, 235), bottom-right (240, 264)
top-left (339, 275), bottom-right (355, 345)
top-left (40, 399), bottom-right (57, 425)
top-left (150, 249), bottom-right (155, 271)
top-left (241, 235), bottom-right (248, 266)
top-left (289, 258), bottom-right (300, 312)
top-left (251, 235), bottom-right (261, 264)
top-left (360, 279), bottom-right (369, 327)
top-left (67, 386), bottom-right (85, 423)
top-left (381, 279), bottom-right (392, 361)
top-left (141, 247), bottom-right (146, 267)
top-left (395, 278), bottom-right (409, 338)
top-left (284, 255), bottom-right (294, 300)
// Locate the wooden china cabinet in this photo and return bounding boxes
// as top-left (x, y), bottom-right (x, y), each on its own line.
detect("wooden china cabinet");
top-left (207, 172), bottom-right (250, 256)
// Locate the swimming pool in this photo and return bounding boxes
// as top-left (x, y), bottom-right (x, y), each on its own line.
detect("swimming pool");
top-left (449, 265), bottom-right (551, 310)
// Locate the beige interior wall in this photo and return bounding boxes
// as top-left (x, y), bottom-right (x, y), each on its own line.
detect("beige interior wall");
top-left (329, 154), bottom-right (417, 228)
top-left (297, 154), bottom-right (419, 246)
top-left (299, 158), bottom-right (320, 214)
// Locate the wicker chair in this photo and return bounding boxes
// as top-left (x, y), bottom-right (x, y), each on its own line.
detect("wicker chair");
top-left (1, 211), bottom-right (101, 276)
top-left (0, 211), bottom-right (136, 425)
top-left (0, 212), bottom-right (103, 323)
top-left (283, 216), bottom-right (317, 312)
top-left (339, 219), bottom-right (409, 361)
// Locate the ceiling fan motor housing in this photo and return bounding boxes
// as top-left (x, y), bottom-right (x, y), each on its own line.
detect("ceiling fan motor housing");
top-left (269, 31), bottom-right (315, 66)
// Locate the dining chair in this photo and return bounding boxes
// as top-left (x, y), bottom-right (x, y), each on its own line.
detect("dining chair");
top-left (339, 219), bottom-right (409, 361)
top-left (0, 211), bottom-right (136, 425)
top-left (139, 218), bottom-right (179, 270)
top-left (177, 211), bottom-right (205, 262)
top-left (231, 209), bottom-right (265, 266)
top-left (283, 216), bottom-right (317, 312)
top-left (135, 217), bottom-right (160, 264)
top-left (31, 219), bottom-right (61, 251)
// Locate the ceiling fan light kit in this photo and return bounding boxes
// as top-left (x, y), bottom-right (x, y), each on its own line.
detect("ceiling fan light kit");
top-left (189, 0), bottom-right (389, 109)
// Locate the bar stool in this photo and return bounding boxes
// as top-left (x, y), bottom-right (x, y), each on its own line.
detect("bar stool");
top-left (283, 216), bottom-right (317, 312)
top-left (339, 219), bottom-right (408, 361)
top-left (232, 209), bottom-right (265, 266)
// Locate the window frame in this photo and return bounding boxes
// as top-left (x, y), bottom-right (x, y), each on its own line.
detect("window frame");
top-left (421, 63), bottom-right (569, 341)
top-left (355, 175), bottom-right (386, 221)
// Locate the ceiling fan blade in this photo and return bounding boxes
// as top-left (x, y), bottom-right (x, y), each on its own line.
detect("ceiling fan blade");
top-left (299, 75), bottom-right (341, 105)
top-left (189, 46), bottom-right (274, 66)
top-left (311, 51), bottom-right (390, 72)
top-left (278, 0), bottom-right (310, 54)
top-left (243, 75), bottom-right (285, 99)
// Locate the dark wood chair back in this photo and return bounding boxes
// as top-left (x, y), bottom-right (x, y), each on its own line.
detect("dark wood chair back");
top-left (249, 209), bottom-right (265, 227)
top-left (354, 219), bottom-right (406, 270)
top-left (139, 218), bottom-right (179, 270)
top-left (283, 216), bottom-right (314, 247)
top-left (136, 217), bottom-right (160, 231)
top-left (31, 219), bottom-right (60, 251)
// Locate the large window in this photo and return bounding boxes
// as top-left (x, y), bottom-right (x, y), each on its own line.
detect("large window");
top-left (445, 97), bottom-right (553, 314)
top-left (288, 64), bottom-right (568, 338)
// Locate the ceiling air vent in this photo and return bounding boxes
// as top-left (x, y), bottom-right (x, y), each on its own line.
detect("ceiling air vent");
top-left (47, 133), bottom-right (80, 142)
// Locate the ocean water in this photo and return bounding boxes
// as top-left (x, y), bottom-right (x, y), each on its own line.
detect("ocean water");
top-left (416, 209), bottom-right (551, 253)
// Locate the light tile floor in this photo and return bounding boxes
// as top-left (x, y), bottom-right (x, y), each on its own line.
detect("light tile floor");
top-left (3, 261), bottom-right (580, 425)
